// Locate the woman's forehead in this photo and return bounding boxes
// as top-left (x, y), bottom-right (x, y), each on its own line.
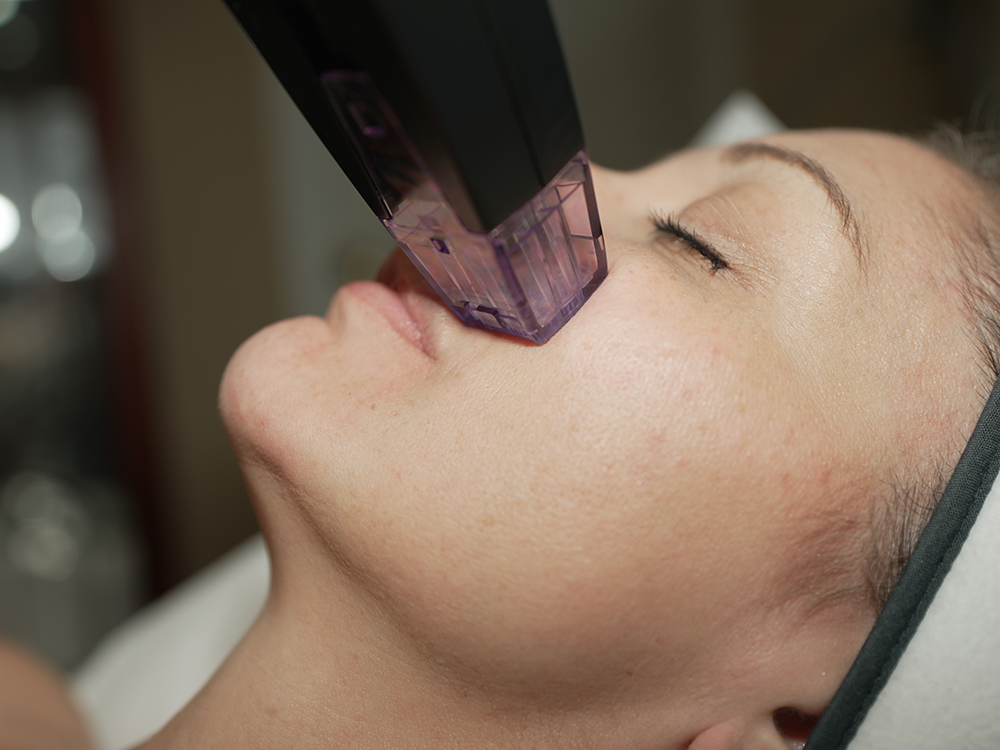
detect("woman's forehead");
top-left (760, 130), bottom-right (979, 217)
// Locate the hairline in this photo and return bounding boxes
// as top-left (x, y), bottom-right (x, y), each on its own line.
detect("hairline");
top-left (772, 129), bottom-right (1000, 620)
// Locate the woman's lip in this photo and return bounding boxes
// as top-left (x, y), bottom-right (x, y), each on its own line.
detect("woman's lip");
top-left (332, 249), bottom-right (447, 359)
top-left (377, 247), bottom-right (437, 299)
top-left (339, 280), bottom-right (432, 357)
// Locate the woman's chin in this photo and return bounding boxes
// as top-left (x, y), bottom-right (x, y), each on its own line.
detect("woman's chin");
top-left (218, 316), bottom-right (332, 457)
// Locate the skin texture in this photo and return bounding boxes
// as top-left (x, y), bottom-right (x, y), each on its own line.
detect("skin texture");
top-left (0, 637), bottom-right (92, 750)
top-left (201, 130), bottom-right (982, 749)
top-left (1, 130), bottom-right (986, 750)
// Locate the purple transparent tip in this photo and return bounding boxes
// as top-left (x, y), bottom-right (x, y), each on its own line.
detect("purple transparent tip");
top-left (322, 71), bottom-right (607, 344)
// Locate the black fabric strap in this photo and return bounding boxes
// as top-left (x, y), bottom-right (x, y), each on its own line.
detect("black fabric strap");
top-left (805, 379), bottom-right (1000, 750)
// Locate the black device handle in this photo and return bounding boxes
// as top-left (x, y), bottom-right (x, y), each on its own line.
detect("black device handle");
top-left (223, 0), bottom-right (584, 232)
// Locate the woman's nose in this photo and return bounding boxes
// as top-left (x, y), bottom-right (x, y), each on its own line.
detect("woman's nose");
top-left (589, 163), bottom-right (625, 233)
top-left (590, 163), bottom-right (648, 244)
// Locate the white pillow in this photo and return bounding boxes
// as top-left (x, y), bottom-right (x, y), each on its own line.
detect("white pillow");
top-left (71, 535), bottom-right (269, 750)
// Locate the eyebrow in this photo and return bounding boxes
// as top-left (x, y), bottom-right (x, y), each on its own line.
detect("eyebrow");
top-left (723, 142), bottom-right (869, 271)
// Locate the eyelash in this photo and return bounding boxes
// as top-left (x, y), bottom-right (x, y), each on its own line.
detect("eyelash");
top-left (650, 211), bottom-right (728, 272)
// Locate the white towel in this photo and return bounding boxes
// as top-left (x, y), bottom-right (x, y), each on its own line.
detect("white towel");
top-left (71, 535), bottom-right (270, 750)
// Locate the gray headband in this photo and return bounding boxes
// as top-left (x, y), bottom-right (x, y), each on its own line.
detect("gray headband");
top-left (806, 379), bottom-right (1000, 749)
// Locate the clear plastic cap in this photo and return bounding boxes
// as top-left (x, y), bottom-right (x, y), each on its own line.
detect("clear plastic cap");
top-left (322, 71), bottom-right (607, 344)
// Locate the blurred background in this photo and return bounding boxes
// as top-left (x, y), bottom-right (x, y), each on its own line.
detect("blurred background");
top-left (0, 0), bottom-right (996, 669)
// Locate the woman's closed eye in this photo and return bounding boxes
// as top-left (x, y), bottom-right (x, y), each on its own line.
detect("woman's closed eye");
top-left (650, 210), bottom-right (728, 273)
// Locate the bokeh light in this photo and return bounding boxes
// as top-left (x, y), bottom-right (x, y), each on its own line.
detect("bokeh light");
top-left (0, 193), bottom-right (21, 252)
top-left (0, 0), bottom-right (18, 28)
top-left (31, 184), bottom-right (97, 281)
top-left (32, 183), bottom-right (83, 241)
top-left (39, 230), bottom-right (96, 281)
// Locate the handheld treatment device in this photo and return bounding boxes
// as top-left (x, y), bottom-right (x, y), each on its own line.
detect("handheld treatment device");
top-left (224, 0), bottom-right (607, 344)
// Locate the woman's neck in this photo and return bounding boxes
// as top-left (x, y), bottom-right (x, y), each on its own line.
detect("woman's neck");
top-left (136, 487), bottom-right (695, 750)
top-left (139, 564), bottom-right (546, 749)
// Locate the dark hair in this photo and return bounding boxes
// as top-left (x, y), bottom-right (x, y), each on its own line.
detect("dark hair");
top-left (777, 128), bottom-right (1000, 619)
top-left (920, 126), bottom-right (1000, 384)
top-left (862, 126), bottom-right (1000, 613)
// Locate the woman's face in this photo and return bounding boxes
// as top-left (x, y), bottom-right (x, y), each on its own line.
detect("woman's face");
top-left (221, 131), bottom-right (982, 729)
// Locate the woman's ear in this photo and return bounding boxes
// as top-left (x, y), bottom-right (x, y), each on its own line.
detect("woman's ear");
top-left (682, 603), bottom-right (869, 750)
top-left (771, 707), bottom-right (820, 749)
top-left (686, 709), bottom-right (818, 750)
